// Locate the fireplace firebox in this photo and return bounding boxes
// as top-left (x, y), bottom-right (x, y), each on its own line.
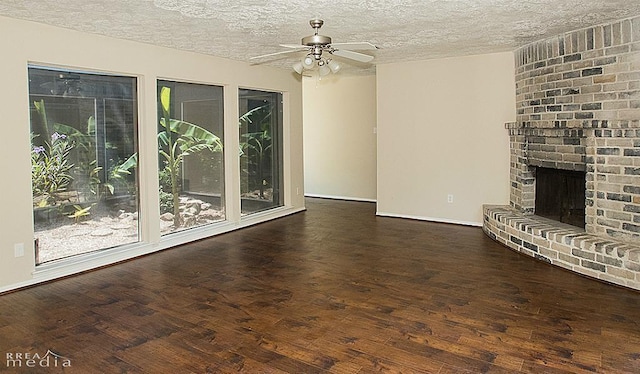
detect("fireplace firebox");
top-left (534, 167), bottom-right (585, 229)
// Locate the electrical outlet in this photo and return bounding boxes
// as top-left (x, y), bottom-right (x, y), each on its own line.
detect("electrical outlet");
top-left (447, 194), bottom-right (454, 203)
top-left (14, 243), bottom-right (24, 258)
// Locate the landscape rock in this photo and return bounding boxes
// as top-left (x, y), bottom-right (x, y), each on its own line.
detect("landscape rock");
top-left (91, 228), bottom-right (114, 237)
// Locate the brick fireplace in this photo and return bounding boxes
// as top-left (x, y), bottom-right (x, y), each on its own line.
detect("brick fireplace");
top-left (483, 15), bottom-right (640, 290)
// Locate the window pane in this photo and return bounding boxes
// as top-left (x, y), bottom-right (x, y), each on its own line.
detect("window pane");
top-left (157, 80), bottom-right (225, 235)
top-left (239, 89), bottom-right (283, 215)
top-left (28, 67), bottom-right (139, 264)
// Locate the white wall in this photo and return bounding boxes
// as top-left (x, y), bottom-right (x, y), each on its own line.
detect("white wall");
top-left (303, 75), bottom-right (377, 201)
top-left (376, 52), bottom-right (515, 226)
top-left (0, 16), bottom-right (304, 291)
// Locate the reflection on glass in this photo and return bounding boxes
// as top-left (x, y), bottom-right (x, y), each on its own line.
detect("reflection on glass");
top-left (28, 67), bottom-right (139, 264)
top-left (157, 80), bottom-right (225, 235)
top-left (238, 89), bottom-right (283, 215)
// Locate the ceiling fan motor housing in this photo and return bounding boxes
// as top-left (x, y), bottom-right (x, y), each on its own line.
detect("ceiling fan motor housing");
top-left (301, 34), bottom-right (331, 46)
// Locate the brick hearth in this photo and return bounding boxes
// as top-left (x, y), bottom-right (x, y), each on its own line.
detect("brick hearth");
top-left (484, 205), bottom-right (640, 290)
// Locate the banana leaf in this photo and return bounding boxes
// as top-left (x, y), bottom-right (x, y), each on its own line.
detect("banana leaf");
top-left (159, 118), bottom-right (223, 152)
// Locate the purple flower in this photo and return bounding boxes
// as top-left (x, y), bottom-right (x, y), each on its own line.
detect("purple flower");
top-left (51, 132), bottom-right (67, 141)
top-left (32, 146), bottom-right (45, 154)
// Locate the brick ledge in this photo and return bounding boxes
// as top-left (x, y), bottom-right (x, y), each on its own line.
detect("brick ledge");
top-left (483, 205), bottom-right (640, 291)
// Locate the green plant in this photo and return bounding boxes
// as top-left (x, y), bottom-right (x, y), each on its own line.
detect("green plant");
top-left (158, 167), bottom-right (175, 215)
top-left (66, 204), bottom-right (93, 223)
top-left (31, 132), bottom-right (75, 207)
top-left (158, 86), bottom-right (223, 227)
top-left (32, 99), bottom-right (138, 205)
top-left (88, 156), bottom-right (137, 200)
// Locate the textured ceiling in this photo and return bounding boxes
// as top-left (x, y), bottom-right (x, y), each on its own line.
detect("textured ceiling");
top-left (1, 0), bottom-right (639, 75)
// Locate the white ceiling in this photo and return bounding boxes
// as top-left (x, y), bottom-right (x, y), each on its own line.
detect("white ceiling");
top-left (1, 0), bottom-right (639, 75)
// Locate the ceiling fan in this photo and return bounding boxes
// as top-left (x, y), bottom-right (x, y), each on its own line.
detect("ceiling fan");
top-left (250, 19), bottom-right (378, 76)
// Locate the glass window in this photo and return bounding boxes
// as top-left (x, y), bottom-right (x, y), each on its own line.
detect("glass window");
top-left (157, 80), bottom-right (225, 235)
top-left (238, 89), bottom-right (283, 215)
top-left (28, 66), bottom-right (139, 264)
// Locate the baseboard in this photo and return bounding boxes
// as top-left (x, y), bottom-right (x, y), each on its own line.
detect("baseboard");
top-left (375, 211), bottom-right (482, 227)
top-left (304, 193), bottom-right (376, 203)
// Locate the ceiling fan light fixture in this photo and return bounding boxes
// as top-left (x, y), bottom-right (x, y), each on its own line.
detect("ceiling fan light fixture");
top-left (292, 61), bottom-right (304, 74)
top-left (302, 55), bottom-right (315, 68)
top-left (318, 64), bottom-right (331, 77)
top-left (328, 59), bottom-right (341, 73)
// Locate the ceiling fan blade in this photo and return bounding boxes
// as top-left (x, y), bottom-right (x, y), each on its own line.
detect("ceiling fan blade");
top-left (332, 49), bottom-right (375, 63)
top-left (280, 44), bottom-right (307, 49)
top-left (250, 49), bottom-right (304, 60)
top-left (331, 42), bottom-right (379, 50)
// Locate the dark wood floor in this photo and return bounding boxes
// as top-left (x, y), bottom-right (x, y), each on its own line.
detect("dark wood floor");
top-left (1, 198), bottom-right (640, 373)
